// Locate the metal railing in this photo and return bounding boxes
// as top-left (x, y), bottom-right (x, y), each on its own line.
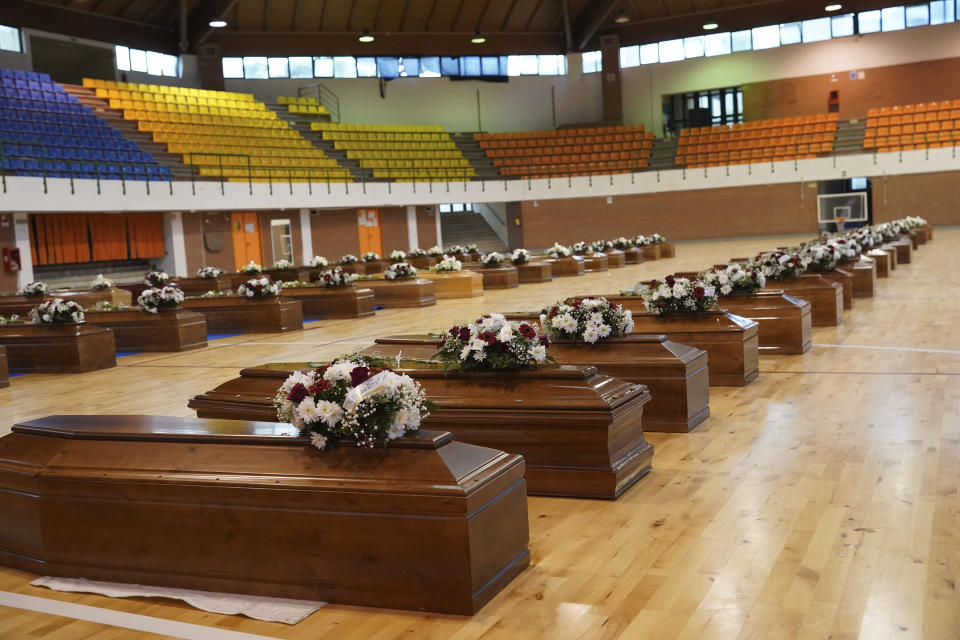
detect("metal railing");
top-left (298, 82), bottom-right (341, 123)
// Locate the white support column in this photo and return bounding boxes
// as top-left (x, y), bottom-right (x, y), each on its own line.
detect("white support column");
top-left (434, 207), bottom-right (443, 249)
top-left (405, 205), bottom-right (418, 250)
top-left (159, 211), bottom-right (188, 277)
top-left (12, 213), bottom-right (33, 289)
top-left (299, 208), bottom-right (313, 263)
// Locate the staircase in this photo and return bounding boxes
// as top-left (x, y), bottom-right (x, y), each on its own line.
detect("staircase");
top-left (440, 211), bottom-right (507, 252)
top-left (647, 138), bottom-right (678, 171)
top-left (834, 119), bottom-right (865, 154)
top-left (61, 85), bottom-right (195, 180)
top-left (264, 103), bottom-right (367, 182)
top-left (451, 132), bottom-right (499, 180)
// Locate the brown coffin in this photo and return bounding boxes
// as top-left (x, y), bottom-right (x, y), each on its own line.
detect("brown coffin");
top-left (190, 363), bottom-right (655, 499)
top-left (580, 253), bottom-right (609, 272)
top-left (604, 249), bottom-right (626, 268)
top-left (362, 278), bottom-right (437, 308)
top-left (622, 248), bottom-right (645, 264)
top-left (418, 271), bottom-right (484, 299)
top-left (712, 291), bottom-right (812, 354)
top-left (839, 259), bottom-right (877, 298)
top-left (226, 272), bottom-right (266, 289)
top-left (775, 275), bottom-right (844, 327)
top-left (0, 287), bottom-right (131, 317)
top-left (182, 296), bottom-right (303, 333)
top-left (891, 238), bottom-right (912, 263)
top-left (879, 244), bottom-right (898, 270)
top-left (0, 295), bottom-right (48, 317)
top-left (115, 283), bottom-right (148, 301)
top-left (812, 268), bottom-right (854, 310)
top-left (516, 261), bottom-right (553, 283)
top-left (866, 251), bottom-right (891, 278)
top-left (465, 265), bottom-right (519, 289)
top-left (575, 306), bottom-right (759, 387)
top-left (541, 256), bottom-right (586, 277)
top-left (658, 242), bottom-right (676, 258)
top-left (262, 268), bottom-right (308, 283)
top-left (340, 260), bottom-right (387, 276)
top-left (83, 308), bottom-right (207, 352)
top-left (906, 230), bottom-right (920, 249)
top-left (277, 285), bottom-right (375, 318)
top-left (0, 416), bottom-right (529, 615)
top-left (641, 245), bottom-right (661, 260)
top-left (365, 335), bottom-right (710, 434)
top-left (924, 224), bottom-right (934, 240)
top-left (0, 345), bottom-right (8, 388)
top-left (170, 276), bottom-right (232, 296)
top-left (408, 256), bottom-right (441, 269)
top-left (0, 323), bottom-right (116, 373)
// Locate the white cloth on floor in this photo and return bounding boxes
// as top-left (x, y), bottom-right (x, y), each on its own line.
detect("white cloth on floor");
top-left (31, 576), bottom-right (325, 625)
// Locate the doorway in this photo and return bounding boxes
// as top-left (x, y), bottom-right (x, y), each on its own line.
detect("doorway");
top-left (357, 209), bottom-right (383, 256)
top-left (231, 212), bottom-right (262, 270)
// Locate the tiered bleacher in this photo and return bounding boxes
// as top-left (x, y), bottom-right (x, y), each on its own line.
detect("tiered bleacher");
top-left (278, 96), bottom-right (330, 117)
top-left (675, 113), bottom-right (838, 168)
top-left (475, 125), bottom-right (652, 178)
top-left (83, 78), bottom-right (350, 183)
top-left (311, 122), bottom-right (474, 181)
top-left (1, 69), bottom-right (168, 181)
top-left (863, 99), bottom-right (960, 152)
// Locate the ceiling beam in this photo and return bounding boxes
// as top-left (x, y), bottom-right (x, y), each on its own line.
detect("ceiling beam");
top-left (499, 0), bottom-right (520, 32)
top-left (212, 30), bottom-right (567, 56)
top-left (571, 0), bottom-right (620, 51)
top-left (523, 0), bottom-right (545, 31)
top-left (0, 0), bottom-right (178, 53)
top-left (560, 0), bottom-right (572, 52)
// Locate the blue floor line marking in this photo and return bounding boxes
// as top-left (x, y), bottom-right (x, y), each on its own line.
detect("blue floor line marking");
top-left (117, 351), bottom-right (144, 357)
top-left (207, 332), bottom-right (244, 340)
top-left (9, 373), bottom-right (26, 378)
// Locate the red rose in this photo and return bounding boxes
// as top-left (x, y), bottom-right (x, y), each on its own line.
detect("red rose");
top-left (694, 286), bottom-right (705, 298)
top-left (449, 325), bottom-right (460, 337)
top-left (650, 279), bottom-right (660, 287)
top-left (287, 382), bottom-right (309, 403)
top-left (350, 366), bottom-right (371, 386)
top-left (657, 301), bottom-right (665, 308)
top-left (309, 379), bottom-right (331, 393)
top-left (665, 275), bottom-right (675, 286)
top-left (518, 323), bottom-right (536, 339)
top-left (479, 331), bottom-right (497, 345)
top-left (458, 327), bottom-right (471, 340)
top-left (323, 274), bottom-right (331, 281)
top-left (538, 335), bottom-right (550, 346)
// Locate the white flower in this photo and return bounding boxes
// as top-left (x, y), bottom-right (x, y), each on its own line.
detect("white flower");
top-left (472, 349), bottom-right (487, 361)
top-left (393, 408), bottom-right (421, 432)
top-left (555, 313), bottom-right (578, 333)
top-left (497, 324), bottom-right (513, 343)
top-left (323, 362), bottom-right (356, 384)
top-left (583, 325), bottom-right (601, 343)
top-left (42, 314), bottom-right (52, 322)
top-left (470, 338), bottom-right (487, 352)
top-left (316, 400), bottom-right (344, 427)
top-left (387, 423), bottom-right (406, 439)
top-left (309, 432), bottom-right (328, 450)
top-left (296, 397), bottom-right (322, 423)
top-left (529, 344), bottom-right (547, 362)
top-left (596, 323), bottom-right (612, 337)
top-left (721, 284), bottom-right (732, 295)
top-left (460, 345), bottom-right (472, 360)
top-left (589, 312), bottom-right (604, 324)
top-left (385, 270), bottom-right (395, 280)
top-left (623, 309), bottom-right (633, 334)
top-left (281, 370), bottom-right (315, 393)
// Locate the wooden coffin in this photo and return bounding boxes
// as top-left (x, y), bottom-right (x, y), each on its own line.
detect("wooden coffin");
top-left (362, 278), bottom-right (437, 308)
top-left (658, 242), bottom-right (676, 258)
top-left (276, 285), bottom-right (375, 318)
top-left (365, 335), bottom-right (710, 434)
top-left (0, 323), bottom-right (116, 373)
top-left (516, 261), bottom-right (553, 283)
top-left (115, 283), bottom-right (149, 301)
top-left (408, 256), bottom-right (441, 269)
top-left (839, 259), bottom-right (877, 298)
top-left (891, 238), bottom-right (912, 263)
top-left (542, 256), bottom-right (586, 277)
top-left (182, 296), bottom-right (303, 333)
top-left (605, 249), bottom-right (626, 268)
top-left (866, 250), bottom-right (891, 278)
top-left (0, 295), bottom-right (49, 317)
top-left (83, 309), bottom-right (206, 352)
top-left (641, 245), bottom-right (661, 260)
top-left (418, 271), bottom-right (484, 299)
top-left (924, 224), bottom-right (934, 240)
top-left (226, 272), bottom-right (260, 290)
top-left (622, 248), bottom-right (645, 264)
top-left (170, 276), bottom-right (232, 296)
top-left (190, 363), bottom-right (655, 499)
top-left (51, 288), bottom-right (133, 309)
top-left (714, 291), bottom-right (811, 354)
top-left (580, 253), bottom-right (609, 272)
top-left (912, 228), bottom-right (927, 245)
top-left (879, 244), bottom-right (898, 270)
top-left (0, 416), bottom-right (529, 615)
top-left (906, 230), bottom-right (921, 249)
top-left (775, 275), bottom-right (844, 327)
top-left (564, 306), bottom-right (759, 387)
top-left (262, 268), bottom-right (308, 284)
top-left (465, 265), bottom-right (519, 289)
top-left (812, 268), bottom-right (854, 310)
top-left (0, 345), bottom-right (8, 388)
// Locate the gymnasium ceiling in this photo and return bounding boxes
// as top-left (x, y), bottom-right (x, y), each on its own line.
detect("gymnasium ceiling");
top-left (4, 0), bottom-right (901, 56)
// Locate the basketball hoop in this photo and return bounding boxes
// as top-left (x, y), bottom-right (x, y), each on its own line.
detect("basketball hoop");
top-left (835, 216), bottom-right (847, 232)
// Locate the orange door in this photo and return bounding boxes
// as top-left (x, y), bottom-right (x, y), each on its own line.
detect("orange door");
top-left (231, 212), bottom-right (263, 270)
top-left (357, 209), bottom-right (383, 256)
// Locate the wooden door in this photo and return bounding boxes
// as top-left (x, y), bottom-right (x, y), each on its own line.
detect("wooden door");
top-left (231, 212), bottom-right (262, 270)
top-left (357, 209), bottom-right (382, 256)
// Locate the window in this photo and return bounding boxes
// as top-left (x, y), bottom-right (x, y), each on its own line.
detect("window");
top-left (242, 56), bottom-right (268, 79)
top-left (801, 17), bottom-right (832, 42)
top-left (779, 22), bottom-right (802, 45)
top-left (858, 9), bottom-right (882, 32)
top-left (270, 219), bottom-right (293, 263)
top-left (731, 29), bottom-right (752, 51)
top-left (658, 39), bottom-right (684, 62)
top-left (289, 57), bottom-right (312, 78)
top-left (703, 32), bottom-right (731, 56)
top-left (683, 36), bottom-right (704, 58)
top-left (751, 24), bottom-right (780, 49)
top-left (881, 5), bottom-right (906, 30)
top-left (831, 13), bottom-right (855, 36)
top-left (314, 57), bottom-right (334, 77)
top-left (356, 57), bottom-right (377, 77)
top-left (639, 43), bottom-right (659, 64)
top-left (115, 45), bottom-right (179, 77)
top-left (222, 57), bottom-right (243, 78)
top-left (439, 203), bottom-right (473, 213)
top-left (398, 57), bottom-right (419, 76)
top-left (538, 55), bottom-right (565, 75)
top-left (581, 50), bottom-right (601, 73)
top-left (620, 45), bottom-right (640, 68)
top-left (419, 57), bottom-right (441, 77)
top-left (0, 24), bottom-right (21, 53)
top-left (667, 85), bottom-right (744, 131)
top-left (929, 0), bottom-right (955, 23)
top-left (905, 3), bottom-right (929, 26)
top-left (267, 57), bottom-right (289, 78)
top-left (508, 54), bottom-right (539, 75)
top-left (333, 57), bottom-right (357, 78)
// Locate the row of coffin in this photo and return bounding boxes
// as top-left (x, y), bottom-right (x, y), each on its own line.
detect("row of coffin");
top-left (0, 227), bottom-right (929, 617)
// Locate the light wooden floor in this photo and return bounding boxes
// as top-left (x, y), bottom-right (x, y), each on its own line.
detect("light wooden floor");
top-left (1, 231), bottom-right (958, 640)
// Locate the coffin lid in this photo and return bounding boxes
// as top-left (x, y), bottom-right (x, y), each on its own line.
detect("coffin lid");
top-left (503, 308), bottom-right (758, 333)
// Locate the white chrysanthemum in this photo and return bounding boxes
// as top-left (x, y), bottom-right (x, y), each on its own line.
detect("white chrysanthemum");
top-left (556, 313), bottom-right (578, 333)
top-left (529, 344), bottom-right (547, 362)
top-left (497, 324), bottom-right (513, 343)
top-left (473, 349), bottom-right (487, 361)
top-left (657, 284), bottom-right (671, 299)
top-left (596, 322), bottom-right (612, 337)
top-left (309, 432), bottom-right (328, 450)
top-left (460, 345), bottom-right (472, 360)
top-left (589, 311), bottom-right (604, 324)
top-left (316, 400), bottom-right (344, 427)
top-left (387, 423), bottom-right (406, 439)
top-left (323, 362), bottom-right (356, 384)
top-left (583, 325), bottom-right (601, 343)
top-left (623, 309), bottom-right (634, 334)
top-left (296, 397), bottom-right (321, 423)
top-left (393, 407), bottom-right (421, 432)
top-left (470, 338), bottom-right (487, 352)
top-left (721, 284), bottom-right (732, 295)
